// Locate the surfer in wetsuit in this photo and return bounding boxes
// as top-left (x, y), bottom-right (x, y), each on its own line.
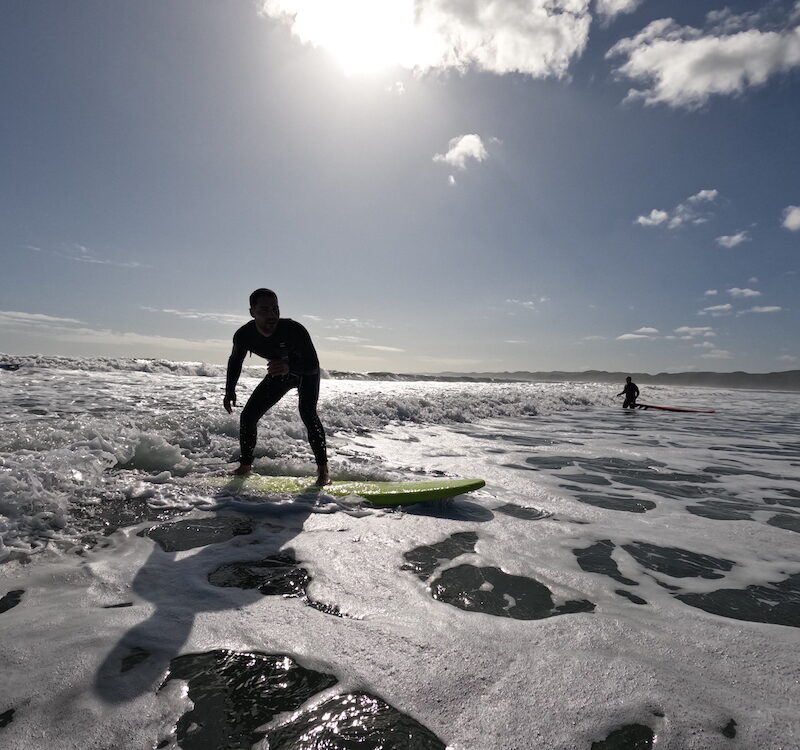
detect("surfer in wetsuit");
top-left (224, 288), bottom-right (329, 485)
top-left (616, 376), bottom-right (640, 409)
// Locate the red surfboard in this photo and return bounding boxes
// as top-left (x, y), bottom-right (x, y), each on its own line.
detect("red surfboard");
top-left (634, 403), bottom-right (716, 413)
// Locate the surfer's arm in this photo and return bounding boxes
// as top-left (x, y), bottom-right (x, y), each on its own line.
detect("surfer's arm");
top-left (287, 322), bottom-right (320, 376)
top-left (224, 335), bottom-right (247, 410)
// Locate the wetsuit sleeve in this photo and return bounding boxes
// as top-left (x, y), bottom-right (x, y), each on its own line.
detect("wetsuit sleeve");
top-left (287, 321), bottom-right (320, 376)
top-left (225, 330), bottom-right (248, 396)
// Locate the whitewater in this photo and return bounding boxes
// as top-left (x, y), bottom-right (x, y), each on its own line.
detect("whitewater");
top-left (0, 357), bottom-right (798, 749)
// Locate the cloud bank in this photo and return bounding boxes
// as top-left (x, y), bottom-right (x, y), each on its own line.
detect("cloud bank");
top-left (260, 0), bottom-right (592, 78)
top-left (608, 11), bottom-right (800, 108)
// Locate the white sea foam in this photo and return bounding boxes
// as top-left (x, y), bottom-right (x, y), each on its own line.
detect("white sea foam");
top-left (0, 358), bottom-right (798, 748)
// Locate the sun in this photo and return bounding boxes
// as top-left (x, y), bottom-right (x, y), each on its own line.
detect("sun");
top-left (266, 0), bottom-right (434, 77)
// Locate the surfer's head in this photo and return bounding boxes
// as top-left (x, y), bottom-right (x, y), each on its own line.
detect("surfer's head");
top-left (625, 376), bottom-right (632, 383)
top-left (250, 288), bottom-right (280, 336)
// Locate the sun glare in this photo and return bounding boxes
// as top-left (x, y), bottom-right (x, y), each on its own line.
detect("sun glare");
top-left (274, 0), bottom-right (434, 76)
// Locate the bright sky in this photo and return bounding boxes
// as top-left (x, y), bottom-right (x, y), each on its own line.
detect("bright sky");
top-left (2, 0), bottom-right (798, 373)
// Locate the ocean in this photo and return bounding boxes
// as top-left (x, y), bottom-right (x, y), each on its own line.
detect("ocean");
top-left (0, 357), bottom-right (798, 749)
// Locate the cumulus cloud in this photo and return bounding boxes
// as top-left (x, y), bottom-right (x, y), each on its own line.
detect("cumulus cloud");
top-left (704, 289), bottom-right (718, 296)
top-left (596, 0), bottom-right (644, 21)
top-left (433, 134), bottom-right (489, 170)
top-left (743, 305), bottom-right (783, 313)
top-left (635, 209), bottom-right (669, 227)
top-left (260, 0), bottom-right (592, 79)
top-left (617, 333), bottom-right (649, 340)
top-left (634, 327), bottom-right (659, 334)
top-left (716, 231), bottom-right (750, 248)
top-left (688, 189), bottom-right (719, 203)
top-left (778, 354), bottom-right (798, 362)
top-left (635, 189), bottom-right (719, 229)
top-left (607, 11), bottom-right (800, 109)
top-left (783, 205), bottom-right (800, 230)
top-left (726, 287), bottom-right (761, 297)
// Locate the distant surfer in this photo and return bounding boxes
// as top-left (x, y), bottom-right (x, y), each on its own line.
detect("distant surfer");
top-left (224, 288), bottom-right (329, 485)
top-left (616, 376), bottom-right (640, 409)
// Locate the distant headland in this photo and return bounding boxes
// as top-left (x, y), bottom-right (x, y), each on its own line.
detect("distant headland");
top-left (328, 369), bottom-right (800, 391)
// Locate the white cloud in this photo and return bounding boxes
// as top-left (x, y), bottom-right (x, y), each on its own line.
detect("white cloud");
top-left (634, 327), bottom-right (659, 334)
top-left (0, 310), bottom-right (85, 327)
top-left (0, 310), bottom-right (227, 351)
top-left (448, 175), bottom-right (456, 186)
top-left (675, 325), bottom-right (715, 337)
top-left (704, 289), bottom-right (718, 296)
top-left (635, 209), bottom-right (668, 226)
top-left (688, 189), bottom-right (719, 203)
top-left (607, 14), bottom-right (800, 109)
top-left (324, 335), bottom-right (369, 343)
top-left (596, 0), bottom-right (644, 21)
top-left (744, 305), bottom-right (783, 313)
top-left (506, 298), bottom-right (547, 311)
top-left (26, 243), bottom-right (148, 269)
top-left (362, 344), bottom-right (405, 352)
top-left (504, 339), bottom-right (526, 344)
top-left (778, 354), bottom-right (798, 362)
top-left (783, 205), bottom-right (800, 230)
top-left (617, 333), bottom-right (649, 340)
top-left (699, 303), bottom-right (733, 316)
top-left (433, 134), bottom-right (489, 171)
top-left (635, 189), bottom-right (718, 229)
top-left (693, 341), bottom-right (716, 349)
top-left (702, 348), bottom-right (733, 359)
top-left (726, 287), bottom-right (761, 297)
top-left (715, 231), bottom-right (750, 248)
top-left (260, 0), bottom-right (592, 79)
top-left (330, 317), bottom-right (383, 330)
top-left (582, 335), bottom-right (606, 341)
top-left (142, 307), bottom-right (248, 325)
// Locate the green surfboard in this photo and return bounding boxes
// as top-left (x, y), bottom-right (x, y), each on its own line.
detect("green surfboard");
top-left (205, 475), bottom-right (485, 506)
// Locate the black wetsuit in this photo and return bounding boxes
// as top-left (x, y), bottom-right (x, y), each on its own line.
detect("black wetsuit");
top-left (226, 319), bottom-right (327, 466)
top-left (620, 382), bottom-right (640, 409)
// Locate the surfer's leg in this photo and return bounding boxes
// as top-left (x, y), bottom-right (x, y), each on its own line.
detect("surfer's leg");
top-left (239, 376), bottom-right (294, 466)
top-left (297, 373), bottom-right (328, 484)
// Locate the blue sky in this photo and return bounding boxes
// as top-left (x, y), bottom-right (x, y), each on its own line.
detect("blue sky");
top-left (1, 0), bottom-right (798, 373)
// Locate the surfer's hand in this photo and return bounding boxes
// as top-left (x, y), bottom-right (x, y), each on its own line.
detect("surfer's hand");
top-left (267, 359), bottom-right (290, 376)
top-left (223, 393), bottom-right (236, 413)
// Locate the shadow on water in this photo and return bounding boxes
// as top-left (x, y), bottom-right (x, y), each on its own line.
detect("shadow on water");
top-left (93, 477), bottom-right (457, 748)
top-left (94, 479), bottom-right (318, 705)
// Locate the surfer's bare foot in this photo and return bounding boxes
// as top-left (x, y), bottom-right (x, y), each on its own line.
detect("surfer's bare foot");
top-left (232, 463), bottom-right (252, 476)
top-left (315, 465), bottom-right (330, 486)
